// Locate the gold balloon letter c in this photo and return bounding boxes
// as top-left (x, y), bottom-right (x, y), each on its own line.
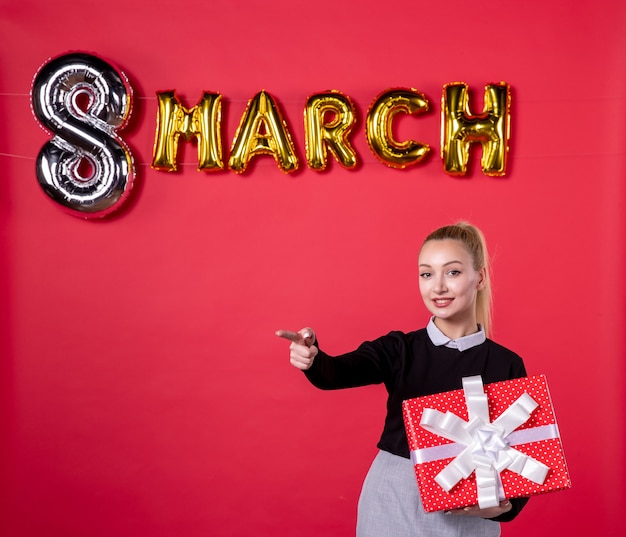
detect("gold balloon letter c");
top-left (366, 89), bottom-right (430, 169)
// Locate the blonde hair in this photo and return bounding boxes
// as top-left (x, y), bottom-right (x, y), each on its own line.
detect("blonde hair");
top-left (422, 222), bottom-right (493, 337)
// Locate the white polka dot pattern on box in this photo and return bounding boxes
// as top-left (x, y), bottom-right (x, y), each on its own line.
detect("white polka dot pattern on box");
top-left (402, 374), bottom-right (572, 512)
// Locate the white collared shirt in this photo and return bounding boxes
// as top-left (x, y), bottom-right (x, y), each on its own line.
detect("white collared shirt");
top-left (426, 317), bottom-right (486, 351)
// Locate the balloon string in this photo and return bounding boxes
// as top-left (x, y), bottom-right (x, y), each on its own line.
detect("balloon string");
top-left (0, 152), bottom-right (36, 160)
top-left (2, 92), bottom-right (625, 102)
top-left (0, 92), bottom-right (308, 105)
top-left (0, 151), bottom-right (626, 164)
top-left (2, 152), bottom-right (626, 169)
top-left (0, 152), bottom-right (185, 166)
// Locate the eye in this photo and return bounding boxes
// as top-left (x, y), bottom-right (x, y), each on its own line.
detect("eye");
top-left (419, 272), bottom-right (432, 279)
top-left (447, 269), bottom-right (461, 277)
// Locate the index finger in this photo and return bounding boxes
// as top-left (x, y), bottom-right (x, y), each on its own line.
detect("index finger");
top-left (275, 330), bottom-right (300, 342)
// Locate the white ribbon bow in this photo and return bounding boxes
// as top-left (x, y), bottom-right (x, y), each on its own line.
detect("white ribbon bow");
top-left (418, 376), bottom-right (550, 508)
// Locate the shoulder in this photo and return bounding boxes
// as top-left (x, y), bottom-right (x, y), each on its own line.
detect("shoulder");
top-left (369, 328), bottom-right (429, 347)
top-left (484, 338), bottom-right (527, 377)
top-left (354, 329), bottom-right (432, 363)
top-left (484, 338), bottom-right (522, 359)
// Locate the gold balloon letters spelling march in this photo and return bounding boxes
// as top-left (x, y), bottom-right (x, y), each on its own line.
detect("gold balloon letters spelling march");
top-left (32, 52), bottom-right (511, 218)
top-left (153, 85), bottom-right (511, 176)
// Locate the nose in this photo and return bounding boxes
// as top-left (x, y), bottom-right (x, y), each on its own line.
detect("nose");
top-left (433, 274), bottom-right (447, 294)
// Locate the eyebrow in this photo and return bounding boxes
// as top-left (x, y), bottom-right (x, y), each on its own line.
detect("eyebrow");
top-left (418, 260), bottom-right (464, 268)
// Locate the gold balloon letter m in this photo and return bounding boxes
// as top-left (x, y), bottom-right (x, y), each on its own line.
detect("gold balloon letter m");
top-left (441, 83), bottom-right (511, 176)
top-left (152, 91), bottom-right (224, 172)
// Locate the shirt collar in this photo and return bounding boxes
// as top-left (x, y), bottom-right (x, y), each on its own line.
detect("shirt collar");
top-left (426, 317), bottom-right (486, 351)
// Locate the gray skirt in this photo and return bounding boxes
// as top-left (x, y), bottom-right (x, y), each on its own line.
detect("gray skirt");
top-left (356, 450), bottom-right (501, 537)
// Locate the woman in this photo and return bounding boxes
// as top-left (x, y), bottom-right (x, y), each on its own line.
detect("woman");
top-left (276, 222), bottom-right (528, 537)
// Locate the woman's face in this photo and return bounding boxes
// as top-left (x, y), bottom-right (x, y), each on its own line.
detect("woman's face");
top-left (418, 239), bottom-right (485, 333)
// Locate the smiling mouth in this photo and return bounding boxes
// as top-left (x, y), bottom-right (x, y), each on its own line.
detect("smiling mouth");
top-left (433, 298), bottom-right (453, 307)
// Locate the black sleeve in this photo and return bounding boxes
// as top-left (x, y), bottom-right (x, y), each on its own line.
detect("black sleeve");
top-left (512, 356), bottom-right (528, 379)
top-left (303, 344), bottom-right (387, 390)
top-left (488, 497), bottom-right (529, 522)
top-left (302, 333), bottom-right (404, 390)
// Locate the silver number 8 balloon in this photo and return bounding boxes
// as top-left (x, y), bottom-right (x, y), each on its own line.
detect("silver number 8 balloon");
top-left (31, 52), bottom-right (135, 218)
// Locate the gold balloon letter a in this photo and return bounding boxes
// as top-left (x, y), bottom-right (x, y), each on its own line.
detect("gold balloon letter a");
top-left (441, 83), bottom-right (511, 176)
top-left (229, 91), bottom-right (299, 174)
top-left (152, 91), bottom-right (224, 172)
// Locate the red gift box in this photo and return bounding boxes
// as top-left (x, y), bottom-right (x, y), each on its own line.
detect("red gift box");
top-left (402, 375), bottom-right (571, 512)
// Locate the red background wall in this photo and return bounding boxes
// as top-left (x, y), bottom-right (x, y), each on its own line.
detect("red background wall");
top-left (1, 1), bottom-right (624, 536)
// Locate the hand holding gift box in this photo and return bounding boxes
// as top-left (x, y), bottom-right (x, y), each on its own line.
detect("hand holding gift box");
top-left (402, 375), bottom-right (571, 512)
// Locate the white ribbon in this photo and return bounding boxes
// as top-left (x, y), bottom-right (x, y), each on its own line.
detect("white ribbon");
top-left (416, 376), bottom-right (551, 508)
